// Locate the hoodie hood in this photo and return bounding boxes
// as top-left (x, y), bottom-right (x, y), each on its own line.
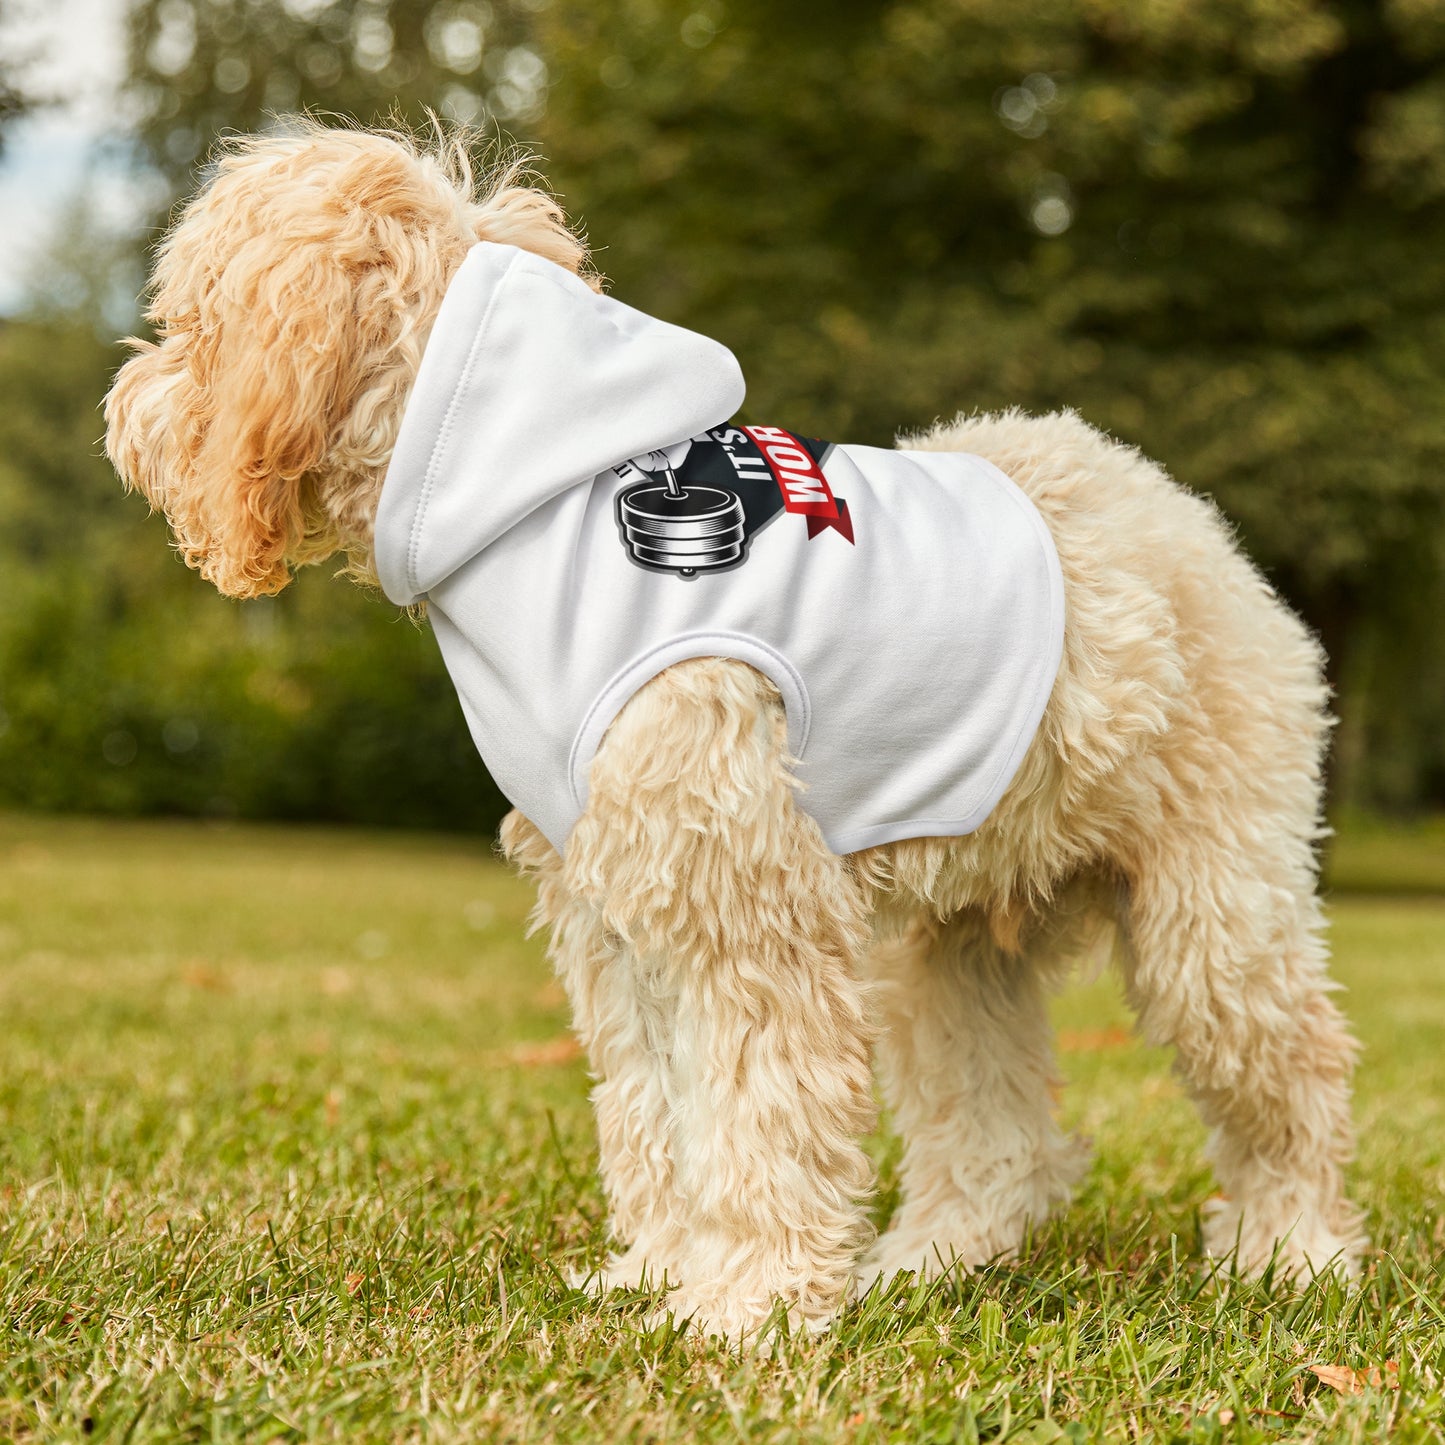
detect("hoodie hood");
top-left (374, 243), bottom-right (746, 606)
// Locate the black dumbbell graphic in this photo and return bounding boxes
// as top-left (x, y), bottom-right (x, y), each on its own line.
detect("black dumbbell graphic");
top-left (618, 462), bottom-right (746, 577)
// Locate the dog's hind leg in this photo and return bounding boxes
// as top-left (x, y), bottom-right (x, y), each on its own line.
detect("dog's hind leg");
top-left (565, 659), bottom-right (878, 1342)
top-left (1119, 827), bottom-right (1364, 1280)
top-left (1101, 570), bottom-right (1363, 1279)
top-left (858, 911), bottom-right (1089, 1290)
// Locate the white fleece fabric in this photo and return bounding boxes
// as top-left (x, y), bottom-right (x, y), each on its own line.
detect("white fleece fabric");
top-left (374, 242), bottom-right (1064, 855)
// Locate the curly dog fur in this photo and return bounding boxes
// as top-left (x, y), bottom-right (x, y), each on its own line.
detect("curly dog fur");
top-left (105, 122), bottom-right (1365, 1343)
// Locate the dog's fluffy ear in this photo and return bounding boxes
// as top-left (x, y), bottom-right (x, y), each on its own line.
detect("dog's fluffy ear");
top-left (105, 126), bottom-right (592, 598)
top-left (107, 155), bottom-right (386, 598)
top-left (109, 242), bottom-right (361, 599)
top-left (468, 169), bottom-right (598, 289)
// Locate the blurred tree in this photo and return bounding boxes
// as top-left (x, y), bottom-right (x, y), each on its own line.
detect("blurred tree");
top-left (37, 0), bottom-right (1445, 819)
top-left (532, 0), bottom-right (1445, 806)
top-left (0, 0), bottom-right (36, 153)
top-left (0, 312), bottom-right (509, 831)
top-left (28, 0), bottom-right (554, 832)
top-left (125, 0), bottom-right (546, 187)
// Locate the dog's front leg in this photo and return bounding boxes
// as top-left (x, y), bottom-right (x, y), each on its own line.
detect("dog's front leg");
top-left (501, 809), bottom-right (689, 1290)
top-left (565, 659), bottom-right (878, 1343)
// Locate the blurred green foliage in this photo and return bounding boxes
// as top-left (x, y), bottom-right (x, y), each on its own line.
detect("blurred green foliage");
top-left (0, 317), bottom-right (507, 828)
top-left (3, 0), bottom-right (1445, 828)
top-left (0, 0), bottom-right (33, 154)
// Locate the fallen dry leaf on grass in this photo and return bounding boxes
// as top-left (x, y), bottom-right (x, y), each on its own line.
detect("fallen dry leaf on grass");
top-left (180, 961), bottom-right (230, 992)
top-left (1310, 1362), bottom-right (1399, 1395)
top-left (320, 966), bottom-right (353, 997)
top-left (1056, 1027), bottom-right (1133, 1052)
top-left (501, 1036), bottom-right (584, 1068)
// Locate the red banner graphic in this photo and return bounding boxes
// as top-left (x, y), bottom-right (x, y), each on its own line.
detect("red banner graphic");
top-left (742, 425), bottom-right (854, 543)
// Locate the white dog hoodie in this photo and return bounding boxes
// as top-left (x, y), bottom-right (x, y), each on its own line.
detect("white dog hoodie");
top-left (374, 243), bottom-right (1064, 855)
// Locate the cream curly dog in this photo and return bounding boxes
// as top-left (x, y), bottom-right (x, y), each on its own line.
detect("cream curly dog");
top-left (105, 124), bottom-right (1364, 1342)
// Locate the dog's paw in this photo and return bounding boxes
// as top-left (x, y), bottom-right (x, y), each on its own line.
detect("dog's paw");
top-left (859, 1135), bottom-right (1092, 1295)
top-left (859, 1204), bottom-right (1043, 1293)
top-left (1201, 1196), bottom-right (1366, 1283)
top-left (855, 1233), bottom-right (999, 1297)
top-left (645, 1288), bottom-right (836, 1350)
top-left (570, 1246), bottom-right (674, 1296)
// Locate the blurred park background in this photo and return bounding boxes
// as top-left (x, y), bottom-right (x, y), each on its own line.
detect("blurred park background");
top-left (5, 11), bottom-right (1445, 1432)
top-left (3, 0), bottom-right (1445, 833)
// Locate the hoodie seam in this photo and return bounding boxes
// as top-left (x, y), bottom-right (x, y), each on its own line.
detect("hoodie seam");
top-left (405, 249), bottom-right (520, 599)
top-left (567, 632), bottom-right (813, 821)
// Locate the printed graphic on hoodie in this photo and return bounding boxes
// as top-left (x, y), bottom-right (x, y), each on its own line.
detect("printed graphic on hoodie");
top-left (614, 424), bottom-right (855, 577)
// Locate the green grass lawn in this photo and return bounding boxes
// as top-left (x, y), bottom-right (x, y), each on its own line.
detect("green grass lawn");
top-left (2, 812), bottom-right (1443, 1443)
